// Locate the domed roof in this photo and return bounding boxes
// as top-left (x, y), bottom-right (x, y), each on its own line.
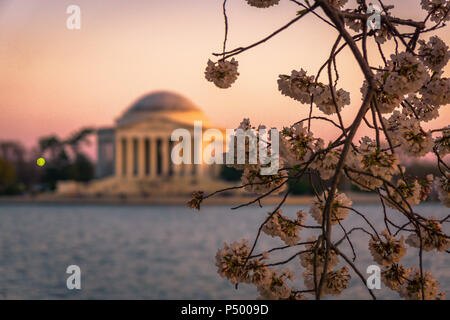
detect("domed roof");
top-left (116, 91), bottom-right (206, 127)
top-left (125, 91), bottom-right (200, 114)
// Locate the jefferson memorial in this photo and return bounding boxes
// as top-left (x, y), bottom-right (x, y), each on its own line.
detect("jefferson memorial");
top-left (57, 91), bottom-right (232, 197)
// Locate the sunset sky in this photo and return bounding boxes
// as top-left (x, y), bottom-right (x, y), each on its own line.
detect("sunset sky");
top-left (0, 0), bottom-right (449, 152)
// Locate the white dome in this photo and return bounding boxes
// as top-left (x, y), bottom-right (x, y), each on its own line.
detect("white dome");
top-left (125, 91), bottom-right (199, 113)
top-left (117, 91), bottom-right (205, 127)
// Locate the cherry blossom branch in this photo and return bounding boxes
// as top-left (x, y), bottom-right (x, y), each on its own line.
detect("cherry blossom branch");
top-left (212, 3), bottom-right (319, 61)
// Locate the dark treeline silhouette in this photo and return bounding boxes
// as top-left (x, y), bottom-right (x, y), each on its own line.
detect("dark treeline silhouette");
top-left (0, 131), bottom-right (444, 198)
top-left (0, 127), bottom-right (95, 195)
top-left (220, 161), bottom-right (444, 200)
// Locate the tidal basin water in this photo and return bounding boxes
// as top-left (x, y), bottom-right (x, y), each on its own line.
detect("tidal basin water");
top-left (0, 202), bottom-right (448, 299)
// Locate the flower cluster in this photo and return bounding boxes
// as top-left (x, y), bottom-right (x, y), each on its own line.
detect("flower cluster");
top-left (399, 123), bottom-right (434, 158)
top-left (384, 52), bottom-right (428, 97)
top-left (406, 216), bottom-right (449, 252)
top-left (384, 113), bottom-right (433, 158)
top-left (187, 191), bottom-right (204, 210)
top-left (369, 230), bottom-right (406, 266)
top-left (262, 210), bottom-right (306, 246)
top-left (345, 16), bottom-right (363, 32)
top-left (420, 75), bottom-right (450, 106)
top-left (362, 52), bottom-right (429, 114)
top-left (419, 174), bottom-right (435, 200)
top-left (434, 172), bottom-right (450, 207)
top-left (404, 95), bottom-right (440, 122)
top-left (314, 86), bottom-right (351, 115)
top-left (418, 36), bottom-right (450, 72)
top-left (322, 266), bottom-right (351, 296)
top-left (278, 69), bottom-right (317, 104)
top-left (278, 69), bottom-right (350, 114)
top-left (381, 264), bottom-right (411, 291)
top-left (374, 24), bottom-right (394, 45)
top-left (386, 175), bottom-right (434, 210)
top-left (386, 179), bottom-right (423, 209)
top-left (421, 0), bottom-right (450, 23)
top-left (310, 190), bottom-right (352, 226)
top-left (257, 269), bottom-right (294, 300)
top-left (205, 58), bottom-right (239, 88)
top-left (279, 122), bottom-right (319, 168)
top-left (300, 238), bottom-right (339, 275)
top-left (399, 268), bottom-right (444, 300)
top-left (215, 239), bottom-right (270, 285)
top-left (303, 266), bottom-right (351, 297)
top-left (434, 126), bottom-right (450, 156)
top-left (346, 137), bottom-right (399, 190)
top-left (362, 72), bottom-right (401, 114)
top-left (382, 111), bottom-right (405, 145)
top-left (226, 118), bottom-right (257, 171)
top-left (245, 0), bottom-right (280, 8)
top-left (310, 141), bottom-right (341, 180)
top-left (225, 118), bottom-right (287, 195)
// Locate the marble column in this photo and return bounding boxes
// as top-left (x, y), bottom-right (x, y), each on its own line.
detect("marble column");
top-left (150, 136), bottom-right (157, 177)
top-left (138, 137), bottom-right (146, 179)
top-left (127, 137), bottom-right (134, 178)
top-left (162, 137), bottom-right (169, 176)
top-left (115, 135), bottom-right (123, 178)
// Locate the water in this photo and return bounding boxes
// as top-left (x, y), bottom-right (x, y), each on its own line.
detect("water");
top-left (0, 202), bottom-right (448, 299)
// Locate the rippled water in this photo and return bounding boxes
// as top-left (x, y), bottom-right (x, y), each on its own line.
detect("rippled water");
top-left (0, 202), bottom-right (448, 299)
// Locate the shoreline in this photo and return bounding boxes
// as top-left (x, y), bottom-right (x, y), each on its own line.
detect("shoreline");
top-left (0, 192), bottom-right (384, 206)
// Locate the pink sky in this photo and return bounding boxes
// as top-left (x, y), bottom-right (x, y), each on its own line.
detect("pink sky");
top-left (0, 0), bottom-right (449, 154)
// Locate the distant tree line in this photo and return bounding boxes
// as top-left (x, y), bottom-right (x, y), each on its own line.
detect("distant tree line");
top-left (0, 128), bottom-right (445, 198)
top-left (220, 160), bottom-right (444, 200)
top-left (0, 127), bottom-right (95, 195)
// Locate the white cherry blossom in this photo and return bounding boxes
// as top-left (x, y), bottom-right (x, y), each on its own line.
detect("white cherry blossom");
top-left (434, 126), bottom-right (450, 156)
top-left (245, 0), bottom-right (280, 8)
top-left (205, 58), bottom-right (239, 88)
top-left (278, 69), bottom-right (317, 104)
top-left (384, 52), bottom-right (428, 97)
top-left (300, 237), bottom-right (339, 275)
top-left (262, 210), bottom-right (306, 246)
top-left (257, 269), bottom-right (293, 300)
top-left (279, 122), bottom-right (319, 168)
top-left (310, 190), bottom-right (352, 226)
top-left (369, 230), bottom-right (406, 266)
top-left (420, 75), bottom-right (450, 106)
top-left (418, 36), bottom-right (450, 72)
top-left (303, 266), bottom-right (351, 297)
top-left (406, 216), bottom-right (449, 252)
top-left (381, 264), bottom-right (411, 291)
top-left (403, 95), bottom-right (440, 122)
top-left (421, 0), bottom-right (450, 23)
top-left (399, 269), bottom-right (443, 300)
top-left (215, 239), bottom-right (271, 285)
top-left (346, 137), bottom-right (398, 190)
top-left (310, 141), bottom-right (341, 180)
top-left (313, 86), bottom-right (351, 115)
